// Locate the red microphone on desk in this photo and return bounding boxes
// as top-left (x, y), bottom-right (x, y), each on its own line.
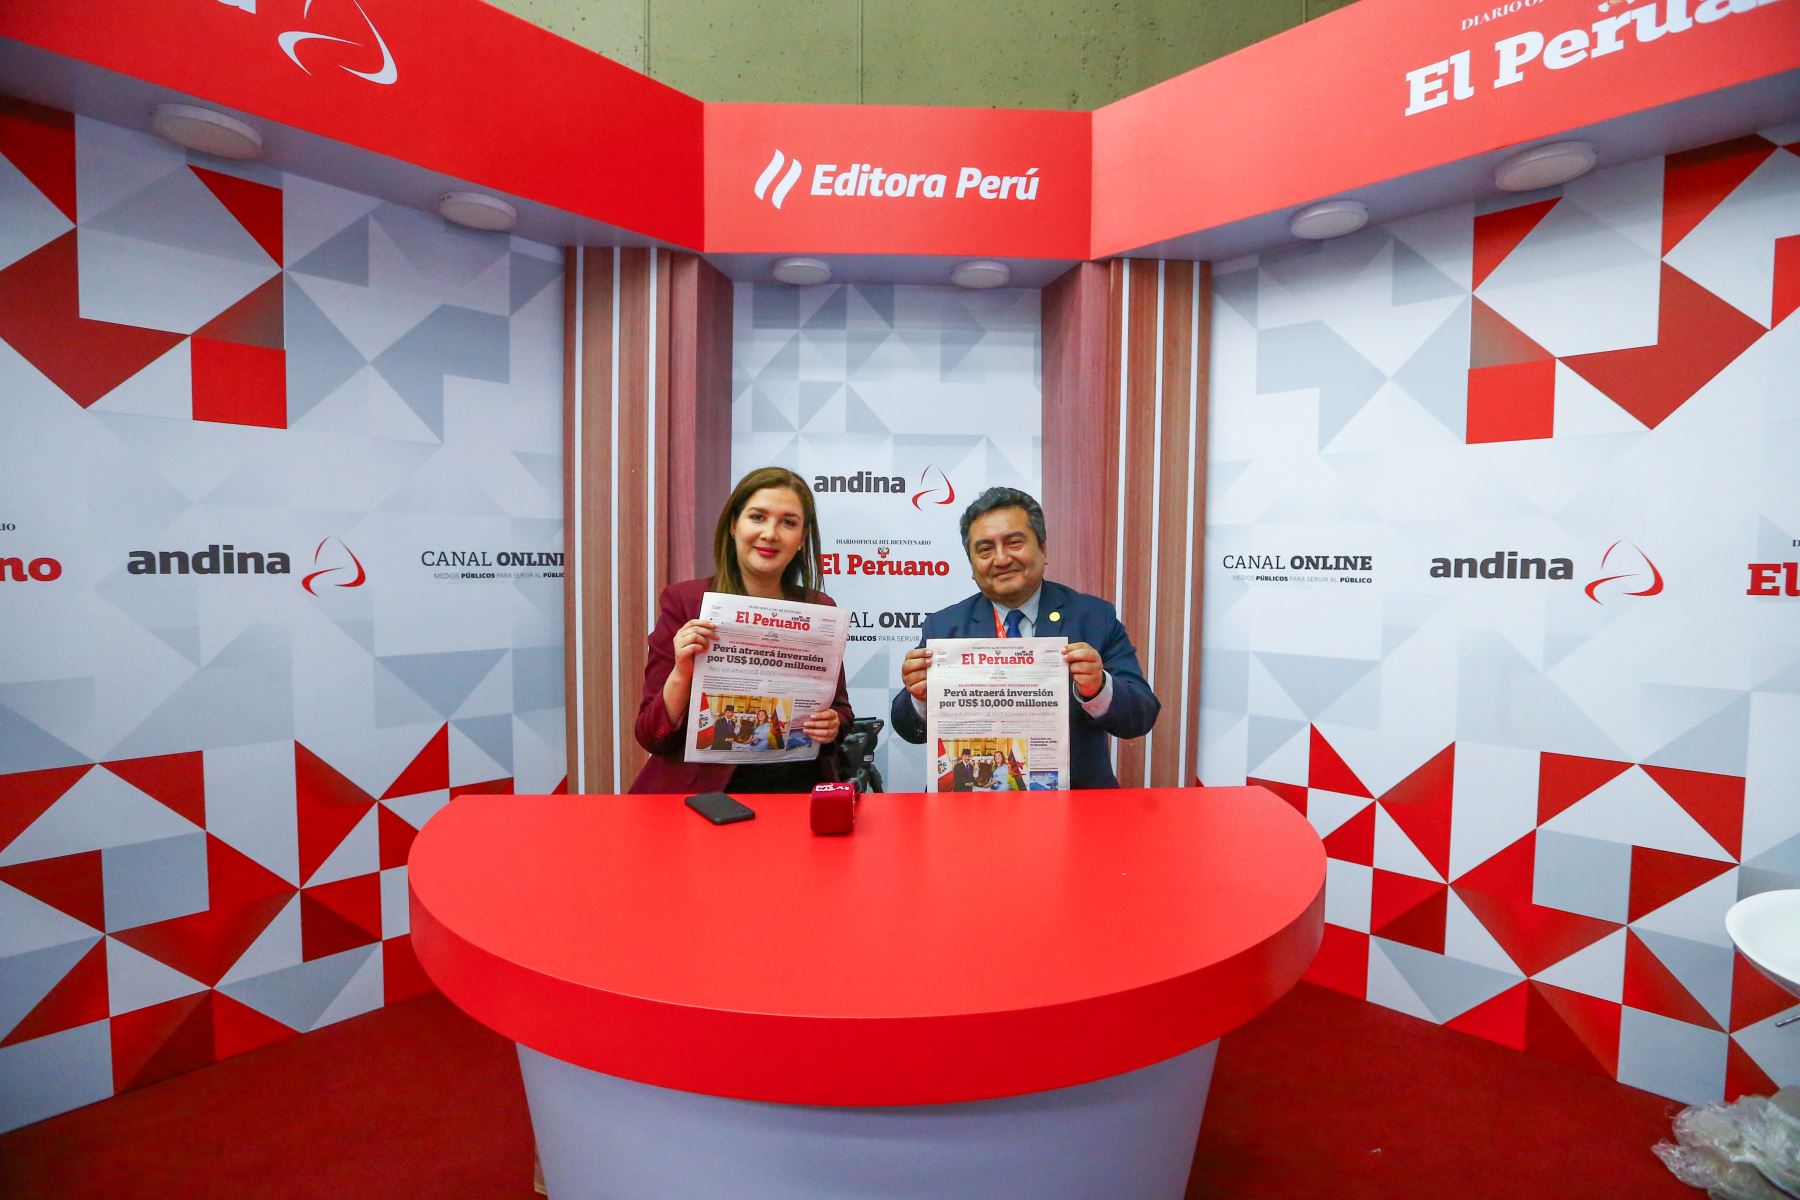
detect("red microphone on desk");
top-left (810, 782), bottom-right (858, 835)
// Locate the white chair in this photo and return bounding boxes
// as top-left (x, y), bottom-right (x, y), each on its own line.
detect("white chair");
top-left (1726, 889), bottom-right (1800, 1028)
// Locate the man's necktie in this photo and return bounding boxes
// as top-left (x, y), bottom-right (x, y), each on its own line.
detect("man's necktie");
top-left (1004, 609), bottom-right (1024, 639)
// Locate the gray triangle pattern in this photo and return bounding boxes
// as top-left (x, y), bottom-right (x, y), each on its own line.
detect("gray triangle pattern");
top-left (218, 944), bottom-right (377, 1032)
top-left (1254, 321), bottom-right (1387, 452)
top-left (371, 305), bottom-right (511, 443)
top-left (843, 387), bottom-right (890, 435)
top-left (1391, 239), bottom-right (1463, 306)
top-left (1373, 937), bottom-right (1521, 1022)
top-left (1391, 299), bottom-right (1471, 441)
top-left (290, 216), bottom-right (370, 285)
top-left (1252, 652), bottom-right (1378, 720)
top-left (376, 649), bottom-right (508, 719)
top-left (284, 277), bottom-right (368, 425)
top-left (509, 251), bottom-right (562, 314)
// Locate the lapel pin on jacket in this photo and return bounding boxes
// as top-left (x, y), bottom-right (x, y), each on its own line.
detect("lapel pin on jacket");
top-left (1049, 611), bottom-right (1061, 622)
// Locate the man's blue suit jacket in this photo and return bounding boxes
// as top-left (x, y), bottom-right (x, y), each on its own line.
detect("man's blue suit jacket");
top-left (889, 580), bottom-right (1160, 789)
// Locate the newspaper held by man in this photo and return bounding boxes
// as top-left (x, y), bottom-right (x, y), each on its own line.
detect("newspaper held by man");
top-left (684, 592), bottom-right (850, 765)
top-left (925, 636), bottom-right (1069, 792)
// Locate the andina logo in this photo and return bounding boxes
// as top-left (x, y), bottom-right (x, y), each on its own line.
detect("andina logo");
top-left (910, 464), bottom-right (956, 510)
top-left (278, 0), bottom-right (398, 86)
top-left (753, 149), bottom-right (1041, 208)
top-left (813, 465), bottom-right (957, 505)
top-left (302, 537), bottom-right (368, 595)
top-left (1584, 541), bottom-right (1663, 604)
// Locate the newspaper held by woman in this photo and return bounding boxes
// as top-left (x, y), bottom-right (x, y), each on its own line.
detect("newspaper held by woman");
top-left (684, 592), bottom-right (850, 765)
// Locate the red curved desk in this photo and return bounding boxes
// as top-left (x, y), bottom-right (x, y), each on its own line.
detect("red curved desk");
top-left (409, 786), bottom-right (1324, 1196)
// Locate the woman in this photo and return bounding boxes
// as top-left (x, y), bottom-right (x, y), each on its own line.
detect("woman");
top-left (629, 467), bottom-right (854, 794)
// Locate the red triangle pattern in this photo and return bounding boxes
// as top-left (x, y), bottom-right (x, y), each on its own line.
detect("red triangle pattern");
top-left (1775, 234), bottom-right (1800, 329)
top-left (193, 274), bottom-right (284, 351)
top-left (1308, 726), bottom-right (1371, 798)
top-left (211, 991), bottom-right (298, 1060)
top-left (189, 166), bottom-right (283, 266)
top-left (300, 873), bottom-right (382, 961)
top-left (1321, 803), bottom-right (1374, 865)
top-left (1371, 870), bottom-right (1448, 954)
top-left (1730, 951), bottom-right (1799, 1031)
top-left (1452, 833), bottom-right (1620, 976)
top-left (1627, 846), bottom-right (1734, 923)
top-left (1, 939), bottom-right (107, 1047)
top-left (1561, 263), bottom-right (1766, 430)
top-left (1302, 924), bottom-right (1369, 998)
top-left (0, 232), bottom-right (185, 409)
top-left (382, 935), bottom-right (436, 1004)
top-left (1248, 776), bottom-right (1307, 816)
top-left (1469, 297), bottom-right (1553, 368)
top-left (103, 752), bottom-right (206, 829)
top-left (110, 992), bottom-right (213, 1092)
top-left (0, 94), bottom-right (76, 220)
top-left (1527, 981), bottom-right (1621, 1077)
top-left (550, 776), bottom-right (570, 795)
top-left (378, 805), bottom-right (419, 871)
top-left (296, 743), bottom-right (376, 882)
top-left (111, 837), bottom-right (294, 986)
top-left (1661, 135), bottom-right (1775, 255)
top-left (1378, 744), bottom-right (1454, 879)
top-left (1537, 753), bottom-right (1632, 826)
top-left (1472, 198), bottom-right (1557, 290)
top-left (1446, 981), bottom-right (1528, 1051)
top-left (383, 726), bottom-right (449, 800)
top-left (0, 763), bottom-right (93, 852)
top-left (190, 336), bottom-right (287, 429)
top-left (1640, 765), bottom-right (1744, 859)
top-left (1623, 930), bottom-right (1721, 1031)
top-left (0, 850), bottom-right (105, 930)
top-left (1724, 1039), bottom-right (1780, 1102)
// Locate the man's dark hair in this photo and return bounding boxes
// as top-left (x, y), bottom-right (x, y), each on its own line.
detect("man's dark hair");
top-left (958, 487), bottom-right (1047, 553)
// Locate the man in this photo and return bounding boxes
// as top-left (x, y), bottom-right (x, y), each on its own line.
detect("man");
top-left (891, 487), bottom-right (1160, 789)
top-left (951, 748), bottom-right (977, 792)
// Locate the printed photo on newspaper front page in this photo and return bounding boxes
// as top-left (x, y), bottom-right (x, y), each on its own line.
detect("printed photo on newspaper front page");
top-left (685, 592), bottom-right (850, 765)
top-left (924, 636), bottom-right (1069, 792)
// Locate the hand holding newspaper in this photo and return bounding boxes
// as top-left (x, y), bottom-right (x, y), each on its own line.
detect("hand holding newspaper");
top-left (925, 637), bottom-right (1069, 792)
top-left (684, 592), bottom-right (850, 765)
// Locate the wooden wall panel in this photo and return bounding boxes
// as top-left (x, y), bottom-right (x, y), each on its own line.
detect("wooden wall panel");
top-left (1184, 262), bottom-right (1213, 787)
top-left (1040, 262), bottom-right (1111, 599)
top-left (565, 247), bottom-right (732, 796)
top-left (1042, 256), bottom-right (1214, 789)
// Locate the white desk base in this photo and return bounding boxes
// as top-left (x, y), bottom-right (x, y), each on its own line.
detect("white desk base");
top-left (519, 1040), bottom-right (1219, 1200)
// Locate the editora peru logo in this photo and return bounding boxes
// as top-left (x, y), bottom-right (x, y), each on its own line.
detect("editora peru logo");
top-left (754, 148), bottom-right (1042, 209)
top-left (1584, 541), bottom-right (1664, 604)
top-left (222, 0), bottom-right (400, 86)
top-left (302, 537), bottom-right (367, 595)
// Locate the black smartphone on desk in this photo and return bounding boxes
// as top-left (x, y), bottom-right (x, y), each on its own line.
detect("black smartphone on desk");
top-left (685, 792), bottom-right (756, 825)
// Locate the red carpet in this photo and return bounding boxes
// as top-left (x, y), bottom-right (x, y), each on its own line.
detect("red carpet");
top-left (1, 983), bottom-right (1691, 1199)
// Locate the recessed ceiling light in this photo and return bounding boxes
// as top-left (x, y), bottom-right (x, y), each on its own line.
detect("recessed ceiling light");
top-left (772, 256), bottom-right (832, 286)
top-left (1494, 141), bottom-right (1598, 192)
top-left (150, 103), bottom-right (263, 160)
top-left (439, 192), bottom-right (517, 232)
top-left (950, 260), bottom-right (1010, 289)
top-left (1289, 200), bottom-right (1368, 240)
